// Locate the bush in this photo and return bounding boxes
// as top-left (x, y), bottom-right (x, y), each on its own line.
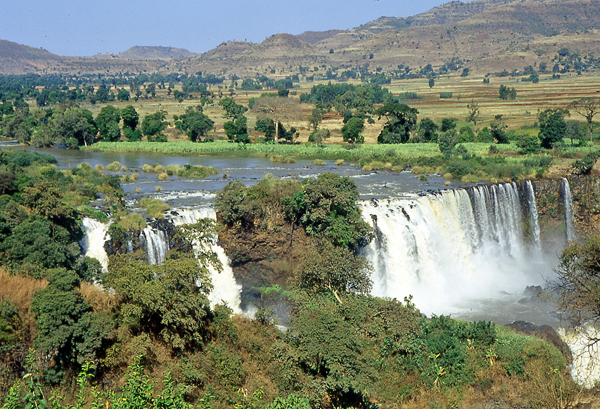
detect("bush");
top-left (573, 151), bottom-right (600, 174)
top-left (440, 92), bottom-right (453, 99)
top-left (517, 135), bottom-right (541, 154)
top-left (139, 198), bottom-right (169, 219)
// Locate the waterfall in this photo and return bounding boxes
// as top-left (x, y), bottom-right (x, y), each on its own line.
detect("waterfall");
top-left (170, 207), bottom-right (242, 314)
top-left (562, 178), bottom-right (575, 242)
top-left (80, 217), bottom-right (111, 272)
top-left (559, 326), bottom-right (600, 388)
top-left (526, 180), bottom-right (542, 254)
top-left (361, 183), bottom-right (545, 316)
top-left (141, 226), bottom-right (169, 265)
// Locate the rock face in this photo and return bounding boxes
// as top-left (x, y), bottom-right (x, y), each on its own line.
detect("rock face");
top-left (506, 320), bottom-right (572, 364)
top-left (534, 175), bottom-right (600, 246)
top-left (217, 214), bottom-right (311, 308)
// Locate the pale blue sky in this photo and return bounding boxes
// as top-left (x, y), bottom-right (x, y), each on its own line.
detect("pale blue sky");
top-left (2, 0), bottom-right (456, 56)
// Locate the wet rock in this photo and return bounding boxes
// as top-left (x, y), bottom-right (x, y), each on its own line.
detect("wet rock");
top-left (506, 320), bottom-right (572, 364)
top-left (524, 285), bottom-right (543, 297)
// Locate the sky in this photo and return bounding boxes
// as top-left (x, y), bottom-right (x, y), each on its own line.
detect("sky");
top-left (1, 0), bottom-right (455, 57)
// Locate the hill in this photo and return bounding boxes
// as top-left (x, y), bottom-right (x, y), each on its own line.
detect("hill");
top-left (0, 39), bottom-right (61, 74)
top-left (1, 0), bottom-right (600, 77)
top-left (95, 46), bottom-right (196, 60)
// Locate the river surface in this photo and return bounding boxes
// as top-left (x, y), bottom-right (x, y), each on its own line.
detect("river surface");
top-left (1, 141), bottom-right (465, 206)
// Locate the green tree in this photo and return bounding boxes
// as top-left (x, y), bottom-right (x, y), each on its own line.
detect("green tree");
top-left (440, 118), bottom-right (457, 132)
top-left (179, 108), bottom-right (214, 142)
top-left (0, 216), bottom-right (79, 274)
top-left (538, 109), bottom-right (568, 149)
top-left (31, 268), bottom-right (112, 380)
top-left (499, 85), bottom-right (517, 100)
top-left (219, 97), bottom-right (248, 120)
top-left (95, 105), bottom-right (121, 142)
top-left (416, 117), bottom-right (438, 142)
top-left (224, 115), bottom-right (250, 143)
top-left (341, 117), bottom-right (364, 144)
top-left (281, 173), bottom-right (373, 251)
top-left (4, 112), bottom-right (33, 144)
top-left (105, 221), bottom-right (219, 350)
top-left (465, 100), bottom-right (481, 136)
top-left (141, 110), bottom-right (168, 142)
top-left (121, 105), bottom-right (139, 131)
top-left (254, 117), bottom-right (276, 141)
top-left (429, 77), bottom-right (435, 88)
top-left (294, 241), bottom-right (373, 303)
top-left (308, 107), bottom-right (325, 131)
top-left (45, 107), bottom-right (97, 147)
top-left (490, 121), bottom-right (509, 144)
top-left (117, 88), bottom-right (130, 102)
top-left (569, 97), bottom-right (600, 142)
top-left (374, 102), bottom-right (419, 144)
top-left (565, 120), bottom-right (588, 147)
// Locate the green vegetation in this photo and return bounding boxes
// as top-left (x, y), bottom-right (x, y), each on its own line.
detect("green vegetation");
top-left (0, 156), bottom-right (580, 407)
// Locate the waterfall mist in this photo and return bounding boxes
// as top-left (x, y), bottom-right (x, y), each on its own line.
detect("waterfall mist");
top-left (361, 183), bottom-right (550, 317)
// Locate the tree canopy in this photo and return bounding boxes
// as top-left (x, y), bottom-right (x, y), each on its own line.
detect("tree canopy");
top-left (374, 102), bottom-right (419, 144)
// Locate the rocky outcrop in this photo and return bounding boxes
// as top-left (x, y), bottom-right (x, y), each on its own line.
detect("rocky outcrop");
top-left (534, 175), bottom-right (600, 246)
top-left (217, 214), bottom-right (311, 308)
top-left (506, 320), bottom-right (572, 364)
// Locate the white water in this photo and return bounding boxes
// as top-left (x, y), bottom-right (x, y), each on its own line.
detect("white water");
top-left (562, 178), bottom-right (575, 242)
top-left (80, 218), bottom-right (111, 272)
top-left (526, 180), bottom-right (542, 255)
top-left (170, 207), bottom-right (242, 314)
top-left (361, 183), bottom-right (548, 316)
top-left (141, 227), bottom-right (169, 265)
top-left (559, 326), bottom-right (600, 388)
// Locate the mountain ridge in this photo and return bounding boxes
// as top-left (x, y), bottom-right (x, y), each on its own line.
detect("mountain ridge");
top-left (1, 0), bottom-right (599, 76)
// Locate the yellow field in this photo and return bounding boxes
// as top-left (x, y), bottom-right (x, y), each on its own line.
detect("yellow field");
top-left (79, 71), bottom-right (600, 145)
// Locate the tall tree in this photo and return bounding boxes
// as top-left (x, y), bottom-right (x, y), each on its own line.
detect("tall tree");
top-left (251, 96), bottom-right (303, 142)
top-left (538, 108), bottom-right (568, 149)
top-left (374, 102), bottom-right (419, 144)
top-left (179, 107), bottom-right (214, 142)
top-left (121, 105), bottom-right (139, 131)
top-left (141, 110), bottom-right (168, 142)
top-left (95, 105), bottom-right (121, 142)
top-left (569, 97), bottom-right (600, 142)
top-left (341, 117), bottom-right (365, 144)
top-left (465, 100), bottom-right (480, 136)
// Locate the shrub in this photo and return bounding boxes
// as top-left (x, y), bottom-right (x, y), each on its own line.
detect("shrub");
top-left (440, 92), bottom-right (453, 99)
top-left (106, 161), bottom-right (122, 171)
top-left (118, 213), bottom-right (147, 230)
top-left (139, 198), bottom-right (169, 219)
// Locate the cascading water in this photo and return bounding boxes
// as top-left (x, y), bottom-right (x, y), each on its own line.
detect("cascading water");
top-left (562, 178), bottom-right (575, 242)
top-left (526, 180), bottom-right (542, 254)
top-left (141, 226), bottom-right (169, 265)
top-left (170, 207), bottom-right (242, 314)
top-left (361, 182), bottom-right (548, 316)
top-left (80, 217), bottom-right (111, 272)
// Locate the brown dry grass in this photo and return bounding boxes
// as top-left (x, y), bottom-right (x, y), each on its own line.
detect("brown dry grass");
top-left (0, 267), bottom-right (47, 316)
top-left (79, 281), bottom-right (115, 313)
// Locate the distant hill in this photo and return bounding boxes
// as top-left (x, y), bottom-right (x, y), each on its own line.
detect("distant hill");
top-left (296, 30), bottom-right (345, 44)
top-left (1, 0), bottom-right (600, 77)
top-left (96, 46), bottom-right (196, 60)
top-left (0, 39), bottom-right (61, 74)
